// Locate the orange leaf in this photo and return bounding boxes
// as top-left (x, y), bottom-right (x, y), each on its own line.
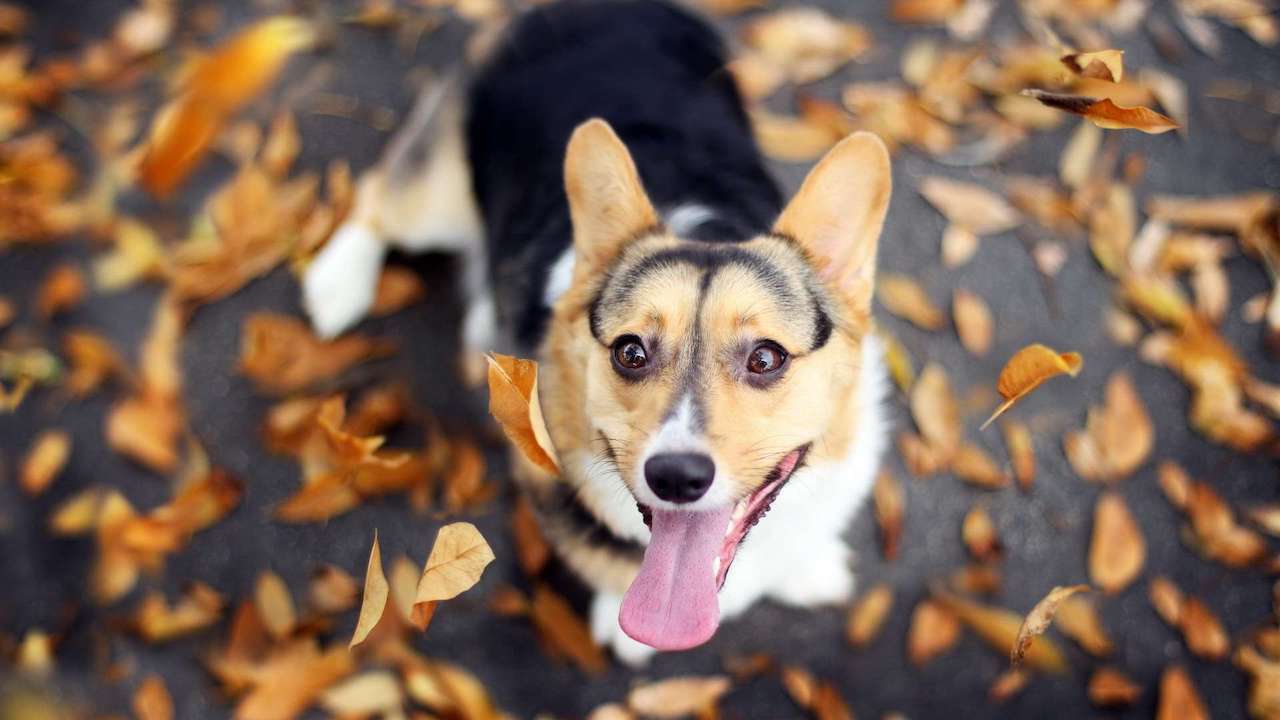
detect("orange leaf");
top-left (982, 344), bottom-right (1082, 428)
top-left (1022, 90), bottom-right (1179, 134)
top-left (485, 353), bottom-right (561, 475)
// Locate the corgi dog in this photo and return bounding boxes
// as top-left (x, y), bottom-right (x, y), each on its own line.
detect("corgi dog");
top-left (304, 0), bottom-right (892, 664)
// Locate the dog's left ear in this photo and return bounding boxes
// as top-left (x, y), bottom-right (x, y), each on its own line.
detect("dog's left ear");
top-left (773, 131), bottom-right (891, 314)
top-left (563, 119), bottom-right (660, 283)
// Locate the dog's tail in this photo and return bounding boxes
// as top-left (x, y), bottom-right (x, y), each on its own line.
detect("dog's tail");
top-left (303, 71), bottom-right (483, 338)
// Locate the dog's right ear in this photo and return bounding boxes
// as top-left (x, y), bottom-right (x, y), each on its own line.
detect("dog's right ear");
top-left (563, 119), bottom-right (659, 283)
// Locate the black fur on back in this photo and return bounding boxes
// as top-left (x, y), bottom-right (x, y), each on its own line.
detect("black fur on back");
top-left (466, 0), bottom-right (783, 350)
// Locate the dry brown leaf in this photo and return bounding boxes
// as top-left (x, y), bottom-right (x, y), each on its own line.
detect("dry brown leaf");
top-left (1088, 667), bottom-right (1142, 707)
top-left (932, 589), bottom-right (1068, 673)
top-left (879, 329), bottom-right (915, 393)
top-left (1060, 120), bottom-right (1101, 189)
top-left (1179, 595), bottom-right (1230, 661)
top-left (1054, 594), bottom-right (1114, 657)
top-left (139, 16), bottom-right (317, 197)
top-left (911, 363), bottom-right (961, 460)
top-left (953, 289), bottom-right (993, 356)
top-left (239, 313), bottom-right (394, 395)
top-left (782, 666), bottom-right (854, 720)
top-left (1012, 584), bottom-right (1090, 667)
top-left (94, 217), bottom-right (165, 291)
top-left (950, 563), bottom-right (1002, 595)
top-left (1149, 576), bottom-right (1185, 626)
top-left (1156, 665), bottom-right (1208, 720)
top-left (1235, 645), bottom-right (1280, 720)
top-left (231, 639), bottom-right (355, 720)
top-left (309, 564), bottom-right (359, 615)
top-left (133, 674), bottom-right (173, 720)
top-left (1173, 470), bottom-right (1267, 567)
top-left (941, 224), bottom-right (979, 267)
top-left (401, 656), bottom-right (503, 720)
top-left (255, 571), bottom-right (297, 641)
top-left (105, 295), bottom-right (184, 473)
top-left (1061, 50), bottom-right (1125, 82)
top-left (919, 176), bottom-right (1021, 235)
top-left (982, 344), bottom-right (1083, 428)
top-left (1023, 90), bottom-right (1180, 133)
top-left (529, 583), bottom-right (607, 674)
top-left (130, 582), bottom-right (224, 642)
top-left (962, 504), bottom-right (1001, 561)
top-left (847, 583), bottom-right (894, 647)
top-left (412, 522), bottom-right (494, 630)
top-left (989, 668), bottom-right (1030, 703)
top-left (511, 495), bottom-right (551, 576)
top-left (873, 471), bottom-right (904, 560)
top-left (1104, 307), bottom-right (1143, 347)
top-left (1146, 191), bottom-right (1276, 235)
top-left (349, 532), bottom-right (389, 650)
top-left (370, 265), bottom-right (426, 317)
top-left (626, 676), bottom-right (731, 718)
top-left (907, 599), bottom-right (962, 666)
top-left (898, 431), bottom-right (946, 477)
top-left (63, 329), bottom-right (128, 396)
top-left (486, 353), bottom-right (561, 475)
top-left (37, 263), bottom-right (86, 317)
top-left (1089, 492), bottom-right (1146, 593)
top-left (1089, 183), bottom-right (1136, 277)
top-left (879, 274), bottom-right (946, 331)
top-left (741, 8), bottom-right (871, 84)
top-left (20, 429), bottom-right (70, 496)
top-left (1063, 372), bottom-right (1153, 482)
top-left (751, 108), bottom-right (842, 163)
top-left (318, 670), bottom-right (403, 717)
top-left (1001, 421), bottom-right (1035, 490)
top-left (952, 442), bottom-right (1010, 489)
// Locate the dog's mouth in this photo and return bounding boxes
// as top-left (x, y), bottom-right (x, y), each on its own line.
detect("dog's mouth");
top-left (619, 443), bottom-right (810, 651)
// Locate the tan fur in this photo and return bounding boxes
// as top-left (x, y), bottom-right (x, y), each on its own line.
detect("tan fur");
top-left (527, 123), bottom-right (892, 593)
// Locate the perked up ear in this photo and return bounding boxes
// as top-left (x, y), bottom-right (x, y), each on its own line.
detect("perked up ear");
top-left (563, 119), bottom-right (659, 283)
top-left (773, 131), bottom-right (892, 314)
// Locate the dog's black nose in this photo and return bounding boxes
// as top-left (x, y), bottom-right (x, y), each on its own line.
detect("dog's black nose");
top-left (644, 452), bottom-right (715, 503)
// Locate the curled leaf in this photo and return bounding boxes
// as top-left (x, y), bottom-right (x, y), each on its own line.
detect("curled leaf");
top-left (982, 344), bottom-right (1083, 428)
top-left (1022, 90), bottom-right (1179, 133)
top-left (485, 353), bottom-right (561, 475)
top-left (1011, 584), bottom-right (1091, 667)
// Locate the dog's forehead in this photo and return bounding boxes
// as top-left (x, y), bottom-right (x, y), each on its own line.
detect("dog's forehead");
top-left (588, 234), bottom-right (834, 351)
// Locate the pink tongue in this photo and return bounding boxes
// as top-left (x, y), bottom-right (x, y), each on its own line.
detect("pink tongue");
top-left (619, 505), bottom-right (734, 651)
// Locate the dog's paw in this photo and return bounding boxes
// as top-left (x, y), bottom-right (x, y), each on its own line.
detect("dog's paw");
top-left (590, 591), bottom-right (656, 667)
top-left (769, 538), bottom-right (855, 608)
top-left (303, 220), bottom-right (386, 339)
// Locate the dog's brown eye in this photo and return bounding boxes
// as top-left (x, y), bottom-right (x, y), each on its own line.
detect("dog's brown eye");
top-left (747, 342), bottom-right (786, 375)
top-left (612, 336), bottom-right (648, 371)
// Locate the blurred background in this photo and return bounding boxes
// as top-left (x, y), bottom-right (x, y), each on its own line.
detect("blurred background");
top-left (1, 0), bottom-right (1279, 717)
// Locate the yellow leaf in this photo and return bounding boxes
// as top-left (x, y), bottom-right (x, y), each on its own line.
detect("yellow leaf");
top-left (982, 344), bottom-right (1083, 428)
top-left (485, 353), bottom-right (561, 475)
top-left (349, 532), bottom-right (389, 649)
top-left (413, 522), bottom-right (495, 626)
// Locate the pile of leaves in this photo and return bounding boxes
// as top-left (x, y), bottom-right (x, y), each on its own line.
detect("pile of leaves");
top-left (2, 0), bottom-right (1280, 717)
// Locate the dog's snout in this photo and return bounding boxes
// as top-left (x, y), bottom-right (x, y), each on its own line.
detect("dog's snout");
top-left (644, 452), bottom-right (715, 503)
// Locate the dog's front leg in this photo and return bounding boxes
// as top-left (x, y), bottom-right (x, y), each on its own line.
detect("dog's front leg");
top-left (589, 591), bottom-right (657, 667)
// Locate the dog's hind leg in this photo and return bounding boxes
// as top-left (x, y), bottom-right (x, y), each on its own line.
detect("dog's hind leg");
top-left (304, 73), bottom-right (484, 339)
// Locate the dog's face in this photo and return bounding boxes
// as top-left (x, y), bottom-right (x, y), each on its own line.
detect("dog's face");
top-left (549, 120), bottom-right (891, 651)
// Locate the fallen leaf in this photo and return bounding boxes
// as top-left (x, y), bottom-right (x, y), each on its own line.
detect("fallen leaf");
top-left (879, 274), bottom-right (946, 331)
top-left (1063, 372), bottom-right (1153, 482)
top-left (1156, 665), bottom-right (1208, 720)
top-left (1088, 667), bottom-right (1142, 707)
top-left (989, 668), bottom-right (1030, 702)
top-left (962, 504), bottom-right (1001, 561)
top-left (319, 670), bottom-right (403, 717)
top-left (349, 532), bottom-right (389, 650)
top-left (741, 8), bottom-right (871, 84)
top-left (370, 266), bottom-right (427, 317)
top-left (982, 344), bottom-right (1083, 428)
top-left (130, 583), bottom-right (224, 642)
top-left (1089, 492), bottom-right (1146, 593)
top-left (511, 495), bottom-right (551, 576)
top-left (1235, 645), bottom-right (1280, 720)
top-left (239, 313), bottom-right (394, 395)
top-left (1012, 584), bottom-right (1090, 667)
top-left (413, 522), bottom-right (495, 629)
top-left (132, 674), bottom-right (173, 720)
top-left (1054, 594), bottom-right (1114, 657)
top-left (529, 584), bottom-right (607, 674)
top-left (62, 329), bottom-right (128, 396)
top-left (911, 363), bottom-right (961, 460)
top-left (309, 564), bottom-right (359, 615)
top-left (1061, 49), bottom-right (1124, 82)
top-left (255, 571), bottom-right (297, 641)
top-left (953, 289), bottom-right (993, 356)
top-left (485, 353), bottom-right (561, 475)
top-left (1023, 90), bottom-right (1180, 133)
top-left (20, 429), bottom-right (70, 496)
top-left (626, 676), bottom-right (731, 718)
top-left (941, 224), bottom-right (979, 267)
top-left (1001, 421), bottom-right (1035, 490)
top-left (37, 264), bottom-right (87, 318)
top-left (919, 176), bottom-right (1021, 235)
top-left (907, 599), bottom-right (962, 666)
top-left (139, 16), bottom-right (317, 196)
top-left (847, 583), bottom-right (894, 647)
top-left (932, 589), bottom-right (1068, 673)
top-left (782, 666), bottom-right (854, 720)
top-left (1060, 120), bottom-right (1101, 189)
top-left (873, 471), bottom-right (904, 560)
top-left (751, 108), bottom-right (843, 163)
